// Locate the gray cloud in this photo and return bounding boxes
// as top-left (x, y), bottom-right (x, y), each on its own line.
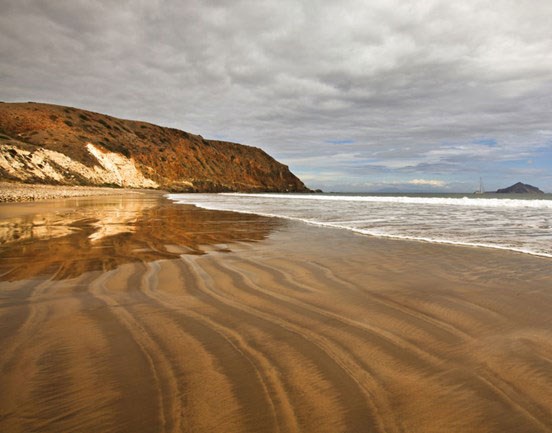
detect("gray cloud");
top-left (1, 0), bottom-right (551, 190)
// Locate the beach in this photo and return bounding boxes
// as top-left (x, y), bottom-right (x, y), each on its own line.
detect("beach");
top-left (1, 192), bottom-right (551, 433)
top-left (0, 182), bottom-right (145, 203)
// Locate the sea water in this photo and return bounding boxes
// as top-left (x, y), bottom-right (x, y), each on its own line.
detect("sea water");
top-left (167, 193), bottom-right (552, 258)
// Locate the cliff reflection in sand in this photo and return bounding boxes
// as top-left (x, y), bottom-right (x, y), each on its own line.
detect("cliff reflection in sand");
top-left (0, 195), bottom-right (279, 281)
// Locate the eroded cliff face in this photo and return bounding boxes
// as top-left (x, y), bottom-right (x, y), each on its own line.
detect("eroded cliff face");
top-left (0, 102), bottom-right (310, 192)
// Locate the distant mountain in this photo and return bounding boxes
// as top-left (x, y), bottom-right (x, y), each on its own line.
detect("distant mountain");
top-left (0, 102), bottom-right (310, 192)
top-left (496, 182), bottom-right (544, 194)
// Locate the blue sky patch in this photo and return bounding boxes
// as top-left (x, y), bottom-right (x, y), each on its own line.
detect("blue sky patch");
top-left (473, 138), bottom-right (497, 147)
top-left (325, 139), bottom-right (355, 145)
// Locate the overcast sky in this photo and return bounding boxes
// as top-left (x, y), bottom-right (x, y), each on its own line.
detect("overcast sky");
top-left (2, 0), bottom-right (551, 192)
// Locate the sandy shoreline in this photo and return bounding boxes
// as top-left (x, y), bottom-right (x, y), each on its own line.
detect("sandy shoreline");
top-left (0, 181), bottom-right (155, 202)
top-left (1, 192), bottom-right (551, 433)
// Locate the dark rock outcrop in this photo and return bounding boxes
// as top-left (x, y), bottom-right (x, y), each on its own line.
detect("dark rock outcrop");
top-left (496, 182), bottom-right (544, 194)
top-left (0, 102), bottom-right (310, 192)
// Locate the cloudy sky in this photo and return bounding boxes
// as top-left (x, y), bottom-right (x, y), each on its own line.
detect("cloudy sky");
top-left (2, 0), bottom-right (551, 192)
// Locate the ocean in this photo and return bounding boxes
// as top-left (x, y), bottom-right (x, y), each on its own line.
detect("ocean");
top-left (167, 192), bottom-right (552, 258)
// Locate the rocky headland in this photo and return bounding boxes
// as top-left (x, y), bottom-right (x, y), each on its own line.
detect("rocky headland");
top-left (0, 102), bottom-right (310, 193)
top-left (496, 182), bottom-right (544, 194)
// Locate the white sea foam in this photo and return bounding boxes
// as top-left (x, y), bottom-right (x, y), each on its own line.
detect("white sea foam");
top-left (167, 193), bottom-right (552, 258)
top-left (222, 193), bottom-right (552, 209)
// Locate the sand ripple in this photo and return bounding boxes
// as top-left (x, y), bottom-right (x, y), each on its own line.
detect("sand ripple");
top-left (1, 195), bottom-right (551, 432)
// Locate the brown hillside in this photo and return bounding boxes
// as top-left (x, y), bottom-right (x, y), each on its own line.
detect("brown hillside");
top-left (0, 102), bottom-right (310, 192)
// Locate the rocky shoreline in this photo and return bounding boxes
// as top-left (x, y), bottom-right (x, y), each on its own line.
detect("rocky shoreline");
top-left (0, 182), bottom-right (145, 202)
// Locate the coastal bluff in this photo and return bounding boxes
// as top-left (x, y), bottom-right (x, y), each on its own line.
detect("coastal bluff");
top-left (0, 102), bottom-right (310, 193)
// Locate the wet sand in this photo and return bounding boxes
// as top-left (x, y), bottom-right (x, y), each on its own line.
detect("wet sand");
top-left (1, 193), bottom-right (551, 433)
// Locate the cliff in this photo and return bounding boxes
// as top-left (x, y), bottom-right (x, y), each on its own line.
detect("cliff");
top-left (496, 182), bottom-right (544, 194)
top-left (0, 102), bottom-right (310, 192)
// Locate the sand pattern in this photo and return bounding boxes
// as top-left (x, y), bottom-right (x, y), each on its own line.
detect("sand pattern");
top-left (1, 194), bottom-right (551, 432)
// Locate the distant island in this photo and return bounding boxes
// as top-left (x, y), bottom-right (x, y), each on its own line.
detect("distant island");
top-left (496, 182), bottom-right (544, 194)
top-left (0, 102), bottom-right (310, 193)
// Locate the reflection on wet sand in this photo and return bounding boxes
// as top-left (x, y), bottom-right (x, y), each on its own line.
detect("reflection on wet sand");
top-left (0, 193), bottom-right (551, 433)
top-left (0, 195), bottom-right (279, 281)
